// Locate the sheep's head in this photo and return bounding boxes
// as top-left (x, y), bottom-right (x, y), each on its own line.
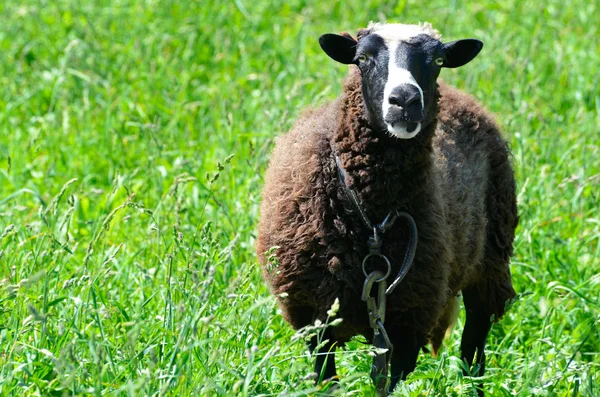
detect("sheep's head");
top-left (320, 22), bottom-right (483, 139)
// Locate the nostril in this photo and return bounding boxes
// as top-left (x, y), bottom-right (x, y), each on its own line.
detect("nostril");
top-left (405, 94), bottom-right (420, 108)
top-left (388, 94), bottom-right (402, 107)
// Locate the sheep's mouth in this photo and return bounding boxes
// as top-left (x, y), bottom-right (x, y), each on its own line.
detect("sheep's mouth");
top-left (386, 121), bottom-right (421, 139)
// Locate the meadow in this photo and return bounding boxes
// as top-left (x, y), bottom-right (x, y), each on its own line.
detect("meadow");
top-left (0, 0), bottom-right (598, 395)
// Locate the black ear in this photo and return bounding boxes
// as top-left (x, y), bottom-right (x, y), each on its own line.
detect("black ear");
top-left (319, 33), bottom-right (358, 65)
top-left (442, 39), bottom-right (483, 68)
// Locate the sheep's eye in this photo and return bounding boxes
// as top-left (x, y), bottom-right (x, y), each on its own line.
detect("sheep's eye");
top-left (357, 54), bottom-right (369, 63)
top-left (435, 57), bottom-right (444, 66)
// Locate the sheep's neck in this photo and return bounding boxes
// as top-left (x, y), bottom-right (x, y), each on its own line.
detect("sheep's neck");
top-left (333, 72), bottom-right (438, 222)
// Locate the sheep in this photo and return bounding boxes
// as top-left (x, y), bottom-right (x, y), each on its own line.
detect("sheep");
top-left (257, 22), bottom-right (518, 396)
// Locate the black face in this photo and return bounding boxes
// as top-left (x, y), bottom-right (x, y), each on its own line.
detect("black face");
top-left (355, 33), bottom-right (447, 137)
top-left (319, 24), bottom-right (483, 139)
top-left (352, 33), bottom-right (390, 130)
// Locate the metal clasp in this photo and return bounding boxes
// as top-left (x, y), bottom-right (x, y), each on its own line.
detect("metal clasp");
top-left (361, 270), bottom-right (388, 328)
top-left (362, 270), bottom-right (394, 395)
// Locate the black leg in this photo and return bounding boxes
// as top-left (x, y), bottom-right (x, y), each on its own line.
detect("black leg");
top-left (388, 330), bottom-right (421, 393)
top-left (308, 332), bottom-right (337, 384)
top-left (461, 286), bottom-right (492, 396)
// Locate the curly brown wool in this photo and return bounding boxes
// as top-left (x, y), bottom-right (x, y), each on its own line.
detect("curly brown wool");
top-left (257, 66), bottom-right (517, 364)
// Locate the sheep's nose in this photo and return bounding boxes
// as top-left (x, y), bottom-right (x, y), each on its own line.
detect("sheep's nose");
top-left (388, 85), bottom-right (421, 109)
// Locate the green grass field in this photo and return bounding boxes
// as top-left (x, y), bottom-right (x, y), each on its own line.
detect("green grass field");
top-left (1, 0), bottom-right (598, 395)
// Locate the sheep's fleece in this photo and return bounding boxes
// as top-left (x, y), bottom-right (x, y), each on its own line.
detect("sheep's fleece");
top-left (257, 66), bottom-right (517, 353)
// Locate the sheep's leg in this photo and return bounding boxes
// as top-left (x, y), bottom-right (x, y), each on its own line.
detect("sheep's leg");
top-left (308, 332), bottom-right (337, 384)
top-left (461, 286), bottom-right (492, 397)
top-left (388, 330), bottom-right (420, 393)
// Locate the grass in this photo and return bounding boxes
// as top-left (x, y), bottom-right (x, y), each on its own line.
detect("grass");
top-left (0, 0), bottom-right (598, 395)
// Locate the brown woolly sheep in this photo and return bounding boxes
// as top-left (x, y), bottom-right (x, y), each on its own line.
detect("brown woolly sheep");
top-left (257, 22), bottom-right (517, 396)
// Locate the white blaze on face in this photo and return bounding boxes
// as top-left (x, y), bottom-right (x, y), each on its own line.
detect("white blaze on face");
top-left (371, 23), bottom-right (439, 139)
top-left (381, 42), bottom-right (424, 139)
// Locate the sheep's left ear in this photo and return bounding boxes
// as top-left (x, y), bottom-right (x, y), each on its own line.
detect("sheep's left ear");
top-left (442, 39), bottom-right (483, 68)
top-left (319, 33), bottom-right (358, 65)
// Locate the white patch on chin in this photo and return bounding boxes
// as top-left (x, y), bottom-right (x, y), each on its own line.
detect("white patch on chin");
top-left (387, 122), bottom-right (421, 139)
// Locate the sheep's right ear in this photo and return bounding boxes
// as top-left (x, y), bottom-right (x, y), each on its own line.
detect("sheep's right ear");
top-left (319, 33), bottom-right (357, 65)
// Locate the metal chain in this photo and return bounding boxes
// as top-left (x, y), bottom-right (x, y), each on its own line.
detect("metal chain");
top-left (336, 154), bottom-right (418, 395)
top-left (362, 270), bottom-right (394, 395)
